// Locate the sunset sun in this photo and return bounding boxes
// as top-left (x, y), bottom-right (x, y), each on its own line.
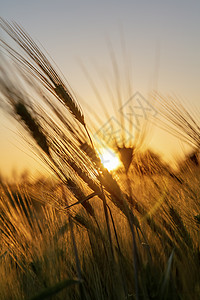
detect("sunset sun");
top-left (99, 148), bottom-right (121, 171)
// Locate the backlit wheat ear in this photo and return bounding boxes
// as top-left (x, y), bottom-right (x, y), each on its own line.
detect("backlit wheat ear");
top-left (0, 67), bottom-right (50, 156)
top-left (80, 142), bottom-right (102, 167)
top-left (117, 146), bottom-right (134, 173)
top-left (14, 101), bottom-right (50, 156)
top-left (54, 84), bottom-right (85, 125)
top-left (155, 92), bottom-right (200, 149)
top-left (0, 19), bottom-right (85, 126)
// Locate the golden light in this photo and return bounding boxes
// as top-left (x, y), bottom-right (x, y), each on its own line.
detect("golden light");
top-left (99, 148), bottom-right (121, 171)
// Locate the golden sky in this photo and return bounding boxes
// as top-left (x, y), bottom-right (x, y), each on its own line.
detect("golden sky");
top-left (0, 0), bottom-right (200, 176)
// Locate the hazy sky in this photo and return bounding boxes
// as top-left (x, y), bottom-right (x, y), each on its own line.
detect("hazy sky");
top-left (0, 0), bottom-right (200, 177)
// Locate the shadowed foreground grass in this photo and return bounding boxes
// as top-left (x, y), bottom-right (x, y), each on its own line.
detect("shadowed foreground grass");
top-left (0, 168), bottom-right (199, 300)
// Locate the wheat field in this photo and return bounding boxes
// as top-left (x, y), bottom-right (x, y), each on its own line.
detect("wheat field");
top-left (0, 20), bottom-right (199, 300)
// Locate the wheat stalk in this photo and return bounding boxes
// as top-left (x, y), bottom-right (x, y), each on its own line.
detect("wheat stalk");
top-left (0, 18), bottom-right (85, 126)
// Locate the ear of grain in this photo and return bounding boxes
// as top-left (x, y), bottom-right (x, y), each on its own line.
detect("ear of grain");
top-left (117, 146), bottom-right (133, 173)
top-left (54, 84), bottom-right (85, 125)
top-left (80, 142), bottom-right (102, 167)
top-left (0, 19), bottom-right (85, 126)
top-left (14, 101), bottom-right (50, 156)
top-left (155, 92), bottom-right (200, 149)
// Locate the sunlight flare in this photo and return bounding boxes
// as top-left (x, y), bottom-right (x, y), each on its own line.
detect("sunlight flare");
top-left (99, 148), bottom-right (121, 171)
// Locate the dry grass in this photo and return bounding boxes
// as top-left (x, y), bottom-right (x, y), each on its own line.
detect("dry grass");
top-left (0, 170), bottom-right (199, 300)
top-left (0, 20), bottom-right (200, 300)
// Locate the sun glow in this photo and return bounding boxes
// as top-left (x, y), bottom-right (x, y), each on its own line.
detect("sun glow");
top-left (99, 148), bottom-right (121, 171)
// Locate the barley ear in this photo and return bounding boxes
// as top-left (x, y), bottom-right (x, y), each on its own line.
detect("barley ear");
top-left (54, 84), bottom-right (85, 126)
top-left (14, 101), bottom-right (50, 156)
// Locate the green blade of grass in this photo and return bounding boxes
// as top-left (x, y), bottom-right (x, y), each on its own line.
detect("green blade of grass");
top-left (29, 278), bottom-right (80, 300)
top-left (160, 249), bottom-right (175, 299)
